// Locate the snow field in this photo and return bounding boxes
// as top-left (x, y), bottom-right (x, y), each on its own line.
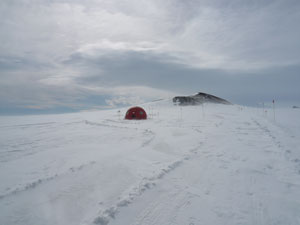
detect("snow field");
top-left (0, 101), bottom-right (300, 225)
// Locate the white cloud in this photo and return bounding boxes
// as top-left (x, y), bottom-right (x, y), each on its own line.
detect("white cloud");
top-left (76, 40), bottom-right (166, 57)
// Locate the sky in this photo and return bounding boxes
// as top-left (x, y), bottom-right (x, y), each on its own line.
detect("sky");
top-left (1, 0), bottom-right (300, 114)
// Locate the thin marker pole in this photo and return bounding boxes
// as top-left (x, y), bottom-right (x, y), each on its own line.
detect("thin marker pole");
top-left (180, 107), bottom-right (183, 121)
top-left (272, 99), bottom-right (275, 122)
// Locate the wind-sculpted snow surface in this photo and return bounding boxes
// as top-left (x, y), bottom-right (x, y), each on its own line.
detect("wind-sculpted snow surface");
top-left (0, 101), bottom-right (300, 225)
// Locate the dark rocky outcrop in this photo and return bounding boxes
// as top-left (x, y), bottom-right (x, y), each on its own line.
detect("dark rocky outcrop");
top-left (173, 92), bottom-right (231, 105)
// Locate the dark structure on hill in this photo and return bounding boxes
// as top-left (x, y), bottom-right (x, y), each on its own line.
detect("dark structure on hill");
top-left (173, 92), bottom-right (231, 106)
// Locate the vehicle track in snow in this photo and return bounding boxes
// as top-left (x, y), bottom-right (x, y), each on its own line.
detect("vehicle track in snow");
top-left (252, 118), bottom-right (300, 176)
top-left (90, 142), bottom-right (206, 225)
top-left (89, 117), bottom-right (209, 225)
top-left (95, 123), bottom-right (218, 225)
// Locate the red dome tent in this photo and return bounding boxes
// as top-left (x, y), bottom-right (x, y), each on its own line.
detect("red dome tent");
top-left (125, 106), bottom-right (147, 120)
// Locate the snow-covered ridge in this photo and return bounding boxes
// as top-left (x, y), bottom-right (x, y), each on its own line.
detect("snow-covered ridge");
top-left (0, 101), bottom-right (300, 225)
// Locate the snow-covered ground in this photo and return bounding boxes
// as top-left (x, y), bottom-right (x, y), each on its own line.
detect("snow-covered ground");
top-left (0, 100), bottom-right (300, 225)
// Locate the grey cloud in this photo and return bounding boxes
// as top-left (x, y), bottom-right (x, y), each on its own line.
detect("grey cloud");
top-left (64, 50), bottom-right (300, 106)
top-left (2, 0), bottom-right (300, 69)
top-left (1, 0), bottom-right (300, 114)
top-left (177, 0), bottom-right (300, 68)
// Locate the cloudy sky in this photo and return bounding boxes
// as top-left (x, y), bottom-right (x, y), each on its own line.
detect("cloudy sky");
top-left (1, 0), bottom-right (300, 114)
